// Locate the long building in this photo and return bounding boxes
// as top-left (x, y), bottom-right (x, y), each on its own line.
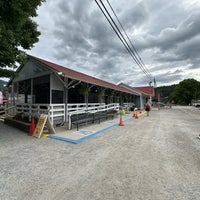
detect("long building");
top-left (6, 55), bottom-right (154, 126)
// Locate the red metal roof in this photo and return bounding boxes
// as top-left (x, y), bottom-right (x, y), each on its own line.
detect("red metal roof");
top-left (117, 83), bottom-right (142, 95)
top-left (29, 56), bottom-right (133, 94)
top-left (118, 83), bottom-right (154, 96)
top-left (134, 86), bottom-right (154, 96)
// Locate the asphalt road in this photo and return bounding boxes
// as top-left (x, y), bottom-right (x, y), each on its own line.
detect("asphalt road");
top-left (0, 106), bottom-right (200, 200)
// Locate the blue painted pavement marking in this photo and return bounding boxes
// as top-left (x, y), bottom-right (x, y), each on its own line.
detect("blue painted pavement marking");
top-left (48, 116), bottom-right (134, 144)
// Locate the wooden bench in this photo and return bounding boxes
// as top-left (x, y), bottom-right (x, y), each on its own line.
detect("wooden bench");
top-left (70, 109), bottom-right (118, 131)
top-left (70, 112), bottom-right (96, 131)
top-left (93, 109), bottom-right (118, 124)
top-left (107, 109), bottom-right (118, 117)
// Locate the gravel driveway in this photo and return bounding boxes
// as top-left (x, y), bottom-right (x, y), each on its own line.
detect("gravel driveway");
top-left (0, 106), bottom-right (200, 200)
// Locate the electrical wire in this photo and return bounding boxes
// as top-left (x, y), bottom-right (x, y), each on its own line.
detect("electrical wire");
top-left (94, 0), bottom-right (154, 83)
top-left (106, 0), bottom-right (153, 80)
top-left (95, 0), bottom-right (146, 77)
top-left (98, 0), bottom-right (152, 80)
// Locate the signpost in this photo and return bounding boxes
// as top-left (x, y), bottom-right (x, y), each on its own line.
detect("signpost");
top-left (33, 114), bottom-right (56, 138)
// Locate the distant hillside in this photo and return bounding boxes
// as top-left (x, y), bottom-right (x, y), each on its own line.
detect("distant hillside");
top-left (155, 84), bottom-right (177, 103)
top-left (0, 79), bottom-right (7, 91)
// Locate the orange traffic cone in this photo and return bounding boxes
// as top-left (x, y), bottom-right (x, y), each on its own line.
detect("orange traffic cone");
top-left (119, 114), bottom-right (124, 126)
top-left (29, 117), bottom-right (35, 136)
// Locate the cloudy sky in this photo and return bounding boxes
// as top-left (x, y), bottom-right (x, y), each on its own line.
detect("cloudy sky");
top-left (28, 0), bottom-right (200, 87)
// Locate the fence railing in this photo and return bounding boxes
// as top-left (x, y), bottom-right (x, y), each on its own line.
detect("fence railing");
top-left (4, 104), bottom-right (17, 116)
top-left (4, 103), bottom-right (120, 127)
top-left (7, 103), bottom-right (65, 126)
top-left (67, 103), bottom-right (120, 129)
top-left (67, 103), bottom-right (119, 115)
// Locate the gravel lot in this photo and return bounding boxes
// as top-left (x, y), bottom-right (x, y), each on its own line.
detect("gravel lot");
top-left (1, 106), bottom-right (200, 200)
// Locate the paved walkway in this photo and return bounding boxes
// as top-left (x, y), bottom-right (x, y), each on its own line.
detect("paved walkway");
top-left (50, 111), bottom-right (147, 143)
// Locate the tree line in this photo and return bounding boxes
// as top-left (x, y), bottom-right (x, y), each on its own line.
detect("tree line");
top-left (156, 79), bottom-right (200, 105)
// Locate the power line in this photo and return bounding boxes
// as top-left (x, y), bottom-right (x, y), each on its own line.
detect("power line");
top-left (106, 0), bottom-right (153, 79)
top-left (98, 0), bottom-right (152, 80)
top-left (94, 0), bottom-right (154, 82)
top-left (95, 0), bottom-right (147, 77)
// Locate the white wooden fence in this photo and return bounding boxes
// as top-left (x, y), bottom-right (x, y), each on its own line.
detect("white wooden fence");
top-left (67, 103), bottom-right (119, 114)
top-left (67, 103), bottom-right (119, 129)
top-left (4, 103), bottom-right (119, 127)
top-left (7, 103), bottom-right (65, 126)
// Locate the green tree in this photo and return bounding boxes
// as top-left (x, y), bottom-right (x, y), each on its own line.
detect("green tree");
top-left (0, 79), bottom-right (7, 90)
top-left (172, 79), bottom-right (200, 105)
top-left (0, 0), bottom-right (45, 77)
top-left (0, 68), bottom-right (16, 78)
top-left (156, 84), bottom-right (176, 103)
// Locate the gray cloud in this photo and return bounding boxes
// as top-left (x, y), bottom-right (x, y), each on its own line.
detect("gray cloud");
top-left (120, 1), bottom-right (150, 30)
top-left (155, 70), bottom-right (184, 85)
top-left (27, 0), bottom-right (200, 86)
top-left (146, 12), bottom-right (200, 51)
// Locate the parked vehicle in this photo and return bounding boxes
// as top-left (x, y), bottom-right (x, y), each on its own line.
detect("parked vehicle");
top-left (192, 100), bottom-right (200, 108)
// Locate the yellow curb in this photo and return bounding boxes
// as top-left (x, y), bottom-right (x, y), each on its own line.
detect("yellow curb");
top-left (42, 133), bottom-right (50, 137)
